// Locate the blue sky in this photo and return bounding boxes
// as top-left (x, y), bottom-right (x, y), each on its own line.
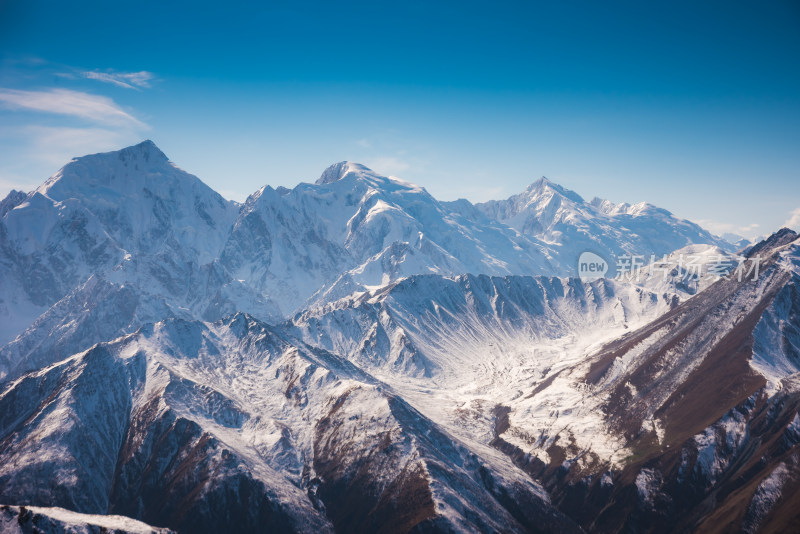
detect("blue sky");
top-left (1, 0), bottom-right (798, 239)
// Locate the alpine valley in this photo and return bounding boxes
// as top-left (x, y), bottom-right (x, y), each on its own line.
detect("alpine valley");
top-left (1, 141), bottom-right (798, 533)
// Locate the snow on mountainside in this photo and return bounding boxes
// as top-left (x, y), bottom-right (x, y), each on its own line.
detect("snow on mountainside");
top-left (0, 505), bottom-right (173, 533)
top-left (634, 243), bottom-right (738, 297)
top-left (221, 161), bottom-right (557, 314)
top-left (0, 190), bottom-right (27, 221)
top-left (461, 177), bottom-right (734, 273)
top-left (289, 230), bottom-right (800, 533)
top-left (0, 314), bottom-right (580, 534)
top-left (0, 141), bottom-right (278, 354)
top-left (290, 273), bottom-right (676, 462)
top-left (0, 142), bottom-right (730, 361)
top-left (529, 229), bottom-right (800, 532)
top-left (34, 140), bottom-right (235, 264)
top-left (1, 140), bottom-right (780, 533)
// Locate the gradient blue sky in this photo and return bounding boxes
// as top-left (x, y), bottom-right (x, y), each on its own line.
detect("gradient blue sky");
top-left (1, 0), bottom-right (798, 239)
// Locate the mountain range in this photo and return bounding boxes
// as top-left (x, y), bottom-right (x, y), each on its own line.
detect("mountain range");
top-left (1, 141), bottom-right (796, 533)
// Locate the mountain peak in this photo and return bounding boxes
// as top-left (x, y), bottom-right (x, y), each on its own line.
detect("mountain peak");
top-left (0, 189), bottom-right (28, 220)
top-left (316, 161), bottom-right (373, 185)
top-left (745, 227), bottom-right (799, 259)
top-left (37, 140), bottom-right (173, 200)
top-left (526, 176), bottom-right (554, 192)
top-left (525, 176), bottom-right (584, 203)
top-left (116, 139), bottom-right (168, 164)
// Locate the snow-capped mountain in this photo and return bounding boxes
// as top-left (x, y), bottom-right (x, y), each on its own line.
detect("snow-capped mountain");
top-left (0, 143), bottom-right (732, 377)
top-left (461, 177), bottom-right (734, 273)
top-left (0, 141), bottom-right (280, 353)
top-left (2, 141), bottom-right (791, 533)
top-left (220, 161), bottom-right (556, 314)
top-left (290, 273), bottom-right (673, 382)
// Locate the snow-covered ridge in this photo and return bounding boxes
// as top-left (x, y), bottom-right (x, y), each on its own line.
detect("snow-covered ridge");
top-left (291, 272), bottom-right (676, 461)
top-left (465, 173), bottom-right (732, 267)
top-left (0, 140), bottom-right (748, 381)
top-left (0, 505), bottom-right (173, 533)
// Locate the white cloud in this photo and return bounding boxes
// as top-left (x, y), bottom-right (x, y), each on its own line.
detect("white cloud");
top-left (696, 219), bottom-right (760, 239)
top-left (82, 70), bottom-right (155, 90)
top-left (23, 126), bottom-right (140, 167)
top-left (0, 88), bottom-right (147, 128)
top-left (355, 138), bottom-right (371, 149)
top-left (783, 207), bottom-right (800, 231)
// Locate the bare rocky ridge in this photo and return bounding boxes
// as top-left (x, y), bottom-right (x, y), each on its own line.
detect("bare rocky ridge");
top-left (504, 230), bottom-right (800, 532)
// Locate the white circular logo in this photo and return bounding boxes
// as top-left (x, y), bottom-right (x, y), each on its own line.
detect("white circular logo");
top-left (577, 251), bottom-right (609, 281)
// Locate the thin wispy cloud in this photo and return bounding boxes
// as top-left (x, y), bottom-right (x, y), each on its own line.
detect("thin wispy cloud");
top-left (697, 219), bottom-right (760, 239)
top-left (0, 88), bottom-right (147, 128)
top-left (24, 126), bottom-right (139, 166)
top-left (81, 70), bottom-right (155, 90)
top-left (783, 207), bottom-right (800, 231)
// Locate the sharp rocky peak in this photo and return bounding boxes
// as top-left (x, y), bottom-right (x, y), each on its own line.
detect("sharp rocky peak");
top-left (745, 227), bottom-right (799, 259)
top-left (524, 176), bottom-right (585, 204)
top-left (0, 189), bottom-right (28, 220)
top-left (115, 139), bottom-right (169, 163)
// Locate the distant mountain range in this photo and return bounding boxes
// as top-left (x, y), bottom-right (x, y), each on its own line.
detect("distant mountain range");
top-left (0, 141), bottom-right (730, 349)
top-left (1, 141), bottom-right (796, 534)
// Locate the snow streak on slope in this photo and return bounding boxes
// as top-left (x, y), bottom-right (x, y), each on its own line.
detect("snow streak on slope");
top-left (0, 504), bottom-right (174, 534)
top-left (291, 274), bottom-right (675, 463)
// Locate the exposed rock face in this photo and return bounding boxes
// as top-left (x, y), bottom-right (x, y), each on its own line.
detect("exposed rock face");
top-left (509, 230), bottom-right (800, 533)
